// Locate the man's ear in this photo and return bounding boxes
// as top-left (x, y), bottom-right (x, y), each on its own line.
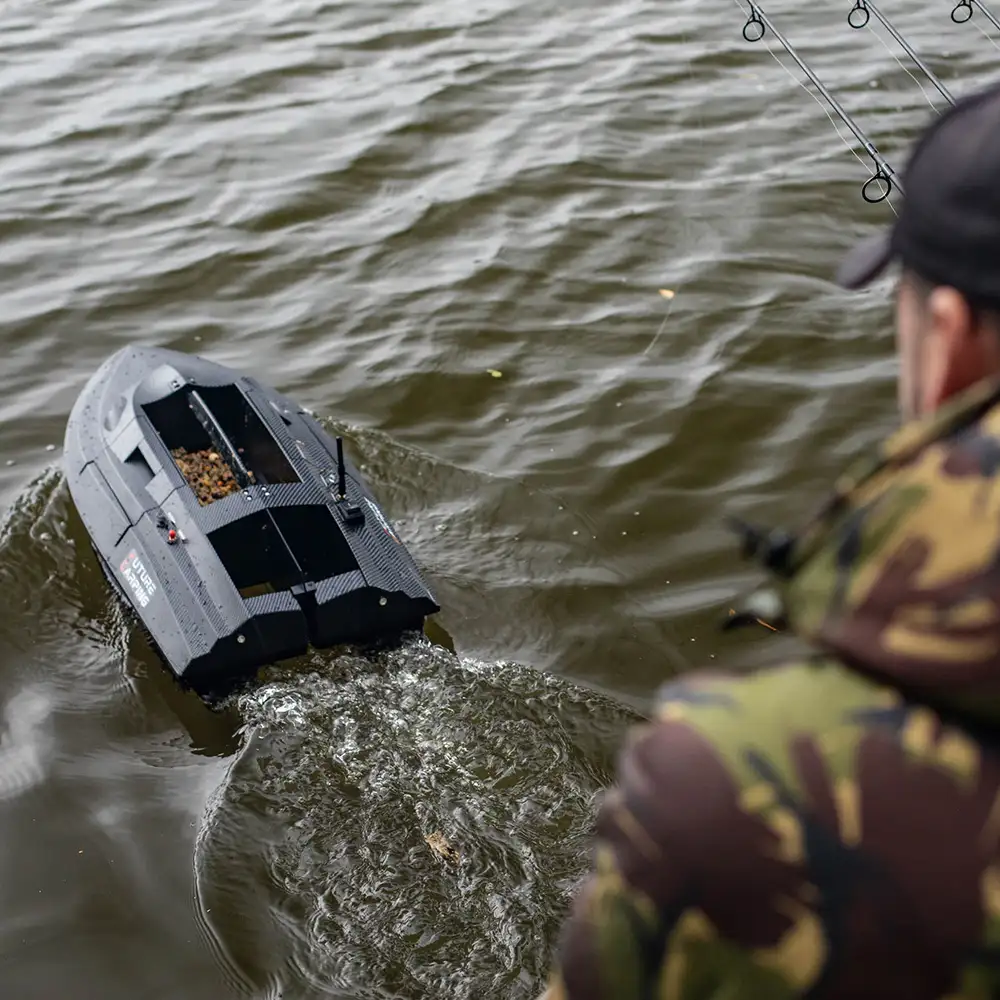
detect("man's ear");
top-left (923, 286), bottom-right (979, 408)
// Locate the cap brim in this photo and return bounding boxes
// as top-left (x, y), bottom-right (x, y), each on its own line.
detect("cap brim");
top-left (835, 231), bottom-right (895, 289)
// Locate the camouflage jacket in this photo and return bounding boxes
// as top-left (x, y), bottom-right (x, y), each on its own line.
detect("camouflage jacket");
top-left (543, 374), bottom-right (1000, 1000)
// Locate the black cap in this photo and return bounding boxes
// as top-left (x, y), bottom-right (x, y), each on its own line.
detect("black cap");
top-left (837, 77), bottom-right (1000, 302)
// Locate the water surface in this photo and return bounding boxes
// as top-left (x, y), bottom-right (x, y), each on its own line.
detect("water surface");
top-left (0, 1), bottom-right (995, 996)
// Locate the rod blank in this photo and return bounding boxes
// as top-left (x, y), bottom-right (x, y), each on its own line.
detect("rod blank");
top-left (741, 2), bottom-right (899, 203)
top-left (848, 1), bottom-right (954, 106)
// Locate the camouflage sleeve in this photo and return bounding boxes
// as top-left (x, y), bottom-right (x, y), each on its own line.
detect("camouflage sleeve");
top-left (541, 712), bottom-right (694, 1000)
top-left (541, 675), bottom-right (809, 1000)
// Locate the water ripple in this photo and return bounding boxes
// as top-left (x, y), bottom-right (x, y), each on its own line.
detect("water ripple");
top-left (197, 639), bottom-right (637, 1000)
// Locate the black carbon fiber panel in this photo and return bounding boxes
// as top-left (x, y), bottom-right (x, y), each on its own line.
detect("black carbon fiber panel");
top-left (134, 504), bottom-right (230, 635)
top-left (315, 571), bottom-right (367, 602)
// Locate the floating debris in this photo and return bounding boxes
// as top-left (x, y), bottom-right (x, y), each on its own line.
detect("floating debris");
top-left (646, 289), bottom-right (679, 356)
top-left (728, 607), bottom-right (780, 632)
top-left (171, 448), bottom-right (251, 506)
top-left (424, 831), bottom-right (460, 864)
top-left (487, 369), bottom-right (503, 378)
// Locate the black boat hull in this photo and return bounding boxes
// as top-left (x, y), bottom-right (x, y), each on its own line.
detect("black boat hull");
top-left (64, 344), bottom-right (440, 697)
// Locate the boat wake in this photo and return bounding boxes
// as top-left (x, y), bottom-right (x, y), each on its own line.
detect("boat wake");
top-left (194, 637), bottom-right (639, 1000)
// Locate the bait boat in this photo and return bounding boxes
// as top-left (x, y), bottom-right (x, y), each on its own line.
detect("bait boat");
top-left (63, 344), bottom-right (440, 698)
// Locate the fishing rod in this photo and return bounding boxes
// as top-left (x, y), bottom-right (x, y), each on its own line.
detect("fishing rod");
top-left (847, 1), bottom-right (955, 105)
top-left (739, 2), bottom-right (899, 203)
top-left (951, 0), bottom-right (1000, 33)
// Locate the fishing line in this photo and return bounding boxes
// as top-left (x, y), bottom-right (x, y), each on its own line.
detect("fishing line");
top-left (971, 18), bottom-right (1000, 50)
top-left (951, 0), bottom-right (1000, 34)
top-left (950, 0), bottom-right (1000, 52)
top-left (733, 1), bottom-right (899, 205)
top-left (848, 4), bottom-right (947, 113)
top-left (865, 32), bottom-right (941, 115)
top-left (847, 1), bottom-right (955, 106)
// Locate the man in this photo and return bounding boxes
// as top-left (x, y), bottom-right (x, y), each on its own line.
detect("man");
top-left (541, 78), bottom-right (1000, 1000)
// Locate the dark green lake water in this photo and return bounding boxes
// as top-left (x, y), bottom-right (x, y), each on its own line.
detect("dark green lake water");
top-left (0, 1), bottom-right (994, 996)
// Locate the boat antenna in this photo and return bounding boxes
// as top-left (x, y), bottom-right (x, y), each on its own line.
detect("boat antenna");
top-left (950, 0), bottom-right (1000, 35)
top-left (846, 1), bottom-right (954, 105)
top-left (335, 435), bottom-right (347, 500)
top-left (739, 2), bottom-right (899, 203)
